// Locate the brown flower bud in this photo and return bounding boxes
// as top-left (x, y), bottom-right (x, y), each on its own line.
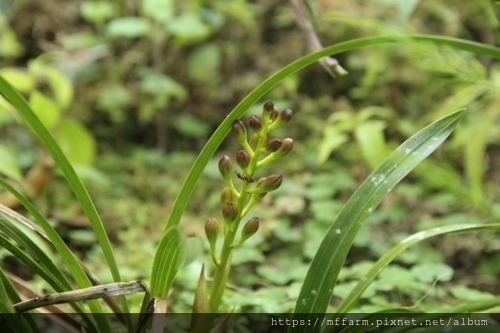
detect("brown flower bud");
top-left (255, 173), bottom-right (283, 193)
top-left (205, 217), bottom-right (219, 245)
top-left (241, 216), bottom-right (259, 239)
top-left (222, 202), bottom-right (238, 224)
top-left (262, 101), bottom-right (279, 121)
top-left (249, 115), bottom-right (262, 132)
top-left (220, 187), bottom-right (234, 205)
top-left (232, 120), bottom-right (247, 146)
top-left (265, 137), bottom-right (282, 153)
top-left (236, 149), bottom-right (250, 169)
top-left (218, 155), bottom-right (233, 180)
top-left (274, 138), bottom-right (293, 157)
top-left (280, 109), bottom-right (293, 123)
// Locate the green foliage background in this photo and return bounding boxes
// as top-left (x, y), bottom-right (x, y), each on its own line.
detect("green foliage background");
top-left (0, 0), bottom-right (499, 318)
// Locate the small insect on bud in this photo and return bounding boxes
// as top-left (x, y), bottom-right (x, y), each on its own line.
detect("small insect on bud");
top-left (236, 149), bottom-right (250, 170)
top-left (220, 187), bottom-right (234, 205)
top-left (249, 115), bottom-right (262, 132)
top-left (232, 120), bottom-right (247, 146)
top-left (280, 109), bottom-right (293, 123)
top-left (265, 137), bottom-right (282, 153)
top-left (241, 216), bottom-right (259, 240)
top-left (249, 133), bottom-right (260, 151)
top-left (205, 217), bottom-right (219, 246)
top-left (222, 202), bottom-right (238, 224)
top-left (218, 155), bottom-right (233, 180)
top-left (255, 173), bottom-right (283, 193)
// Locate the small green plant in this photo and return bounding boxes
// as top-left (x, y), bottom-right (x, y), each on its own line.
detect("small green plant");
top-left (1, 30), bottom-right (500, 333)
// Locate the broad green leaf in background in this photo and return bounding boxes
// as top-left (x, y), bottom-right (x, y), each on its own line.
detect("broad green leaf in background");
top-left (0, 145), bottom-right (23, 181)
top-left (56, 119), bottom-right (96, 166)
top-left (107, 17), bottom-right (152, 39)
top-left (0, 68), bottom-right (34, 92)
top-left (167, 14), bottom-right (211, 41)
top-left (80, 1), bottom-right (116, 24)
top-left (354, 122), bottom-right (387, 169)
top-left (142, 0), bottom-right (174, 22)
top-left (289, 109), bottom-right (465, 332)
top-left (29, 91), bottom-right (60, 129)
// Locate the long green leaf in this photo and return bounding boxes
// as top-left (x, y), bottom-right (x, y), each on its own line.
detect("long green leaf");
top-left (336, 223), bottom-right (500, 314)
top-left (150, 226), bottom-right (185, 298)
top-left (0, 179), bottom-right (108, 332)
top-left (0, 76), bottom-right (121, 286)
top-left (0, 276), bottom-right (34, 333)
top-left (289, 109), bottom-right (465, 332)
top-left (0, 215), bottom-right (72, 292)
top-left (0, 269), bottom-right (39, 332)
top-left (152, 34), bottom-right (499, 303)
top-left (339, 299), bottom-right (500, 333)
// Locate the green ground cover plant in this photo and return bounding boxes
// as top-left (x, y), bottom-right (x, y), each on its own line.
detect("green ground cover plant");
top-left (1, 1), bottom-right (500, 332)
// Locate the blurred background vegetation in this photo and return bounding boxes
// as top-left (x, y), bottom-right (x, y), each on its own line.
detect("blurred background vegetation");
top-left (1, 0), bottom-right (500, 313)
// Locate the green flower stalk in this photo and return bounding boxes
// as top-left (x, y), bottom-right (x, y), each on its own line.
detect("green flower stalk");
top-left (206, 101), bottom-right (294, 314)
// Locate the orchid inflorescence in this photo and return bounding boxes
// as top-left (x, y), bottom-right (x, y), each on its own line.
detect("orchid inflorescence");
top-left (204, 101), bottom-right (293, 265)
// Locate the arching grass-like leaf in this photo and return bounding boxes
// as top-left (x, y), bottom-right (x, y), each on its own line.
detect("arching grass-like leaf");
top-left (336, 223), bottom-right (500, 315)
top-left (289, 109), bottom-right (465, 332)
top-left (0, 76), bottom-right (121, 286)
top-left (150, 226), bottom-right (185, 298)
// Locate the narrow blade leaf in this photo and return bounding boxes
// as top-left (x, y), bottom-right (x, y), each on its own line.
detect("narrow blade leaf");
top-left (290, 109), bottom-right (465, 332)
top-left (337, 223), bottom-right (500, 314)
top-left (150, 226), bottom-right (185, 298)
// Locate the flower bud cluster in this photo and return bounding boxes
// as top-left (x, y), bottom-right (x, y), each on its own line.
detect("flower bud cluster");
top-left (206, 102), bottom-right (294, 261)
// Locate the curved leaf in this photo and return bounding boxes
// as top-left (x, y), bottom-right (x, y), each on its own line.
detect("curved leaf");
top-left (337, 223), bottom-right (500, 314)
top-left (0, 75), bottom-right (122, 289)
top-left (289, 109), bottom-right (465, 332)
top-left (150, 226), bottom-right (185, 298)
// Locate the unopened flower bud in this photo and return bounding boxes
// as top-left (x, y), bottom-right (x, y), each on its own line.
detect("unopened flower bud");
top-left (241, 216), bottom-right (259, 240)
top-left (262, 101), bottom-right (279, 122)
top-left (255, 173), bottom-right (283, 193)
top-left (222, 202), bottom-right (238, 224)
top-left (236, 150), bottom-right (250, 169)
top-left (270, 108), bottom-right (279, 122)
top-left (220, 187), bottom-right (234, 205)
top-left (280, 109), bottom-right (293, 123)
top-left (205, 217), bottom-right (219, 245)
top-left (265, 137), bottom-right (282, 153)
top-left (249, 115), bottom-right (262, 132)
top-left (249, 133), bottom-right (260, 151)
top-left (232, 120), bottom-right (247, 146)
top-left (218, 155), bottom-right (233, 180)
top-left (274, 138), bottom-right (293, 157)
